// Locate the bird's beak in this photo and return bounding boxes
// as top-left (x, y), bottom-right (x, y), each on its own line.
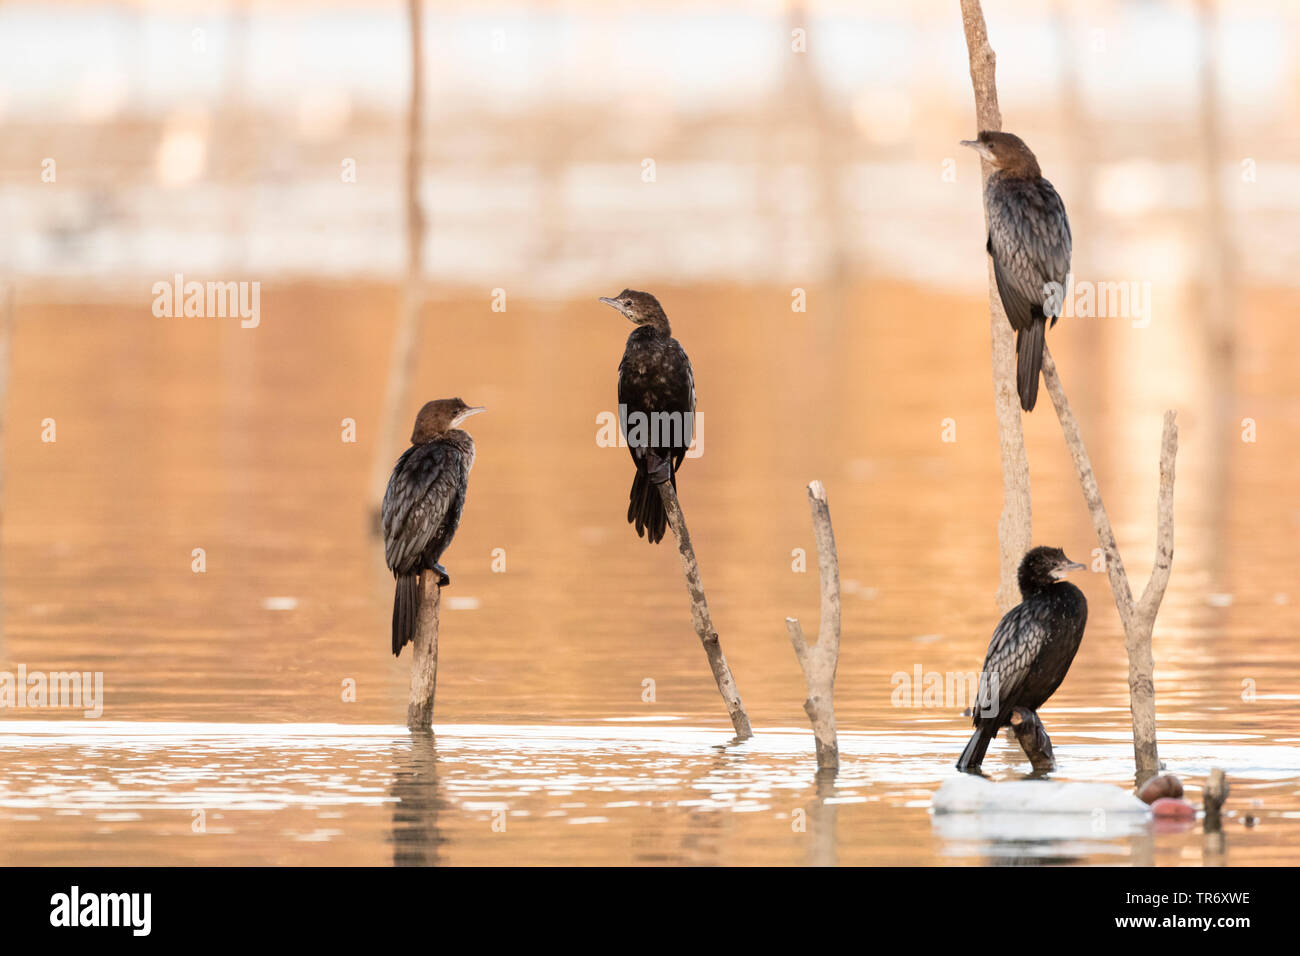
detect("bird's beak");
top-left (960, 139), bottom-right (996, 163)
top-left (1051, 559), bottom-right (1087, 580)
top-left (454, 406), bottom-right (486, 426)
top-left (598, 296), bottom-right (632, 320)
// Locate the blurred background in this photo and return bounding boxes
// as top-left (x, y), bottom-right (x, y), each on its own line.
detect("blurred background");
top-left (0, 0), bottom-right (1297, 864)
top-left (3, 0), bottom-right (1298, 290)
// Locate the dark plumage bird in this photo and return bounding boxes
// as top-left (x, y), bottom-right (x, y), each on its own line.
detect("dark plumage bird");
top-left (957, 546), bottom-right (1088, 773)
top-left (382, 398), bottom-right (484, 657)
top-left (598, 290), bottom-right (695, 544)
top-left (962, 130), bottom-right (1072, 412)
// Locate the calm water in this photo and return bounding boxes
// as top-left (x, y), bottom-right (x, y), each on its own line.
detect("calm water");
top-left (2, 281), bottom-right (1298, 864)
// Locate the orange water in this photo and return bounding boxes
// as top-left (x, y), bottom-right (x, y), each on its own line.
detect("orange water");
top-left (1, 282), bottom-right (1297, 864)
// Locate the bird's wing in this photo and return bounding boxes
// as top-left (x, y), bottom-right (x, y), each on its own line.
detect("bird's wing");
top-left (974, 602), bottom-right (1049, 724)
top-left (381, 444), bottom-right (465, 573)
top-left (617, 333), bottom-right (696, 469)
top-left (990, 253), bottom-right (1038, 332)
top-left (987, 179), bottom-right (1072, 329)
top-left (672, 338), bottom-right (696, 448)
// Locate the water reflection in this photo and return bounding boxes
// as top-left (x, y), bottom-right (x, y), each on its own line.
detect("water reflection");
top-left (806, 767), bottom-right (838, 867)
top-left (389, 732), bottom-right (445, 867)
top-left (0, 721), bottom-right (1291, 864)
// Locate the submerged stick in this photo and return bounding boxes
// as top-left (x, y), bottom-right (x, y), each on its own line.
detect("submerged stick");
top-left (407, 569), bottom-right (441, 731)
top-left (1204, 767), bottom-right (1229, 834)
top-left (1041, 346), bottom-right (1178, 787)
top-left (960, 0), bottom-right (1033, 612)
top-left (785, 480), bottom-right (842, 770)
top-left (657, 481), bottom-right (753, 740)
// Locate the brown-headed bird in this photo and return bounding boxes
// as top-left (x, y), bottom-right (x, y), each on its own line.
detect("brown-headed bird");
top-left (382, 398), bottom-right (484, 656)
top-left (598, 290), bottom-right (695, 544)
top-left (962, 131), bottom-right (1072, 412)
top-left (957, 546), bottom-right (1088, 773)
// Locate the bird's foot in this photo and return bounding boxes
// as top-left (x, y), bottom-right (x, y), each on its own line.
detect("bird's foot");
top-left (432, 563), bottom-right (450, 587)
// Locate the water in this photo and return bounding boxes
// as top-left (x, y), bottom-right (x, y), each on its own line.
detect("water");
top-left (2, 281), bottom-right (1298, 864)
top-left (0, 721), bottom-right (1293, 865)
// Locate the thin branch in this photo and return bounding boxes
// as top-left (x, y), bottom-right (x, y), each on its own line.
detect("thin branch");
top-left (0, 285), bottom-right (12, 534)
top-left (960, 0), bottom-right (1032, 613)
top-left (1041, 346), bottom-right (1177, 786)
top-left (407, 569), bottom-right (441, 731)
top-left (657, 481), bottom-right (753, 740)
top-left (786, 480), bottom-right (841, 770)
top-left (369, 0), bottom-right (428, 527)
top-left (1138, 411), bottom-right (1179, 621)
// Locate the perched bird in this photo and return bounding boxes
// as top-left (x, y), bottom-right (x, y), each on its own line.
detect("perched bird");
top-left (957, 546), bottom-right (1088, 773)
top-left (381, 398), bottom-right (484, 657)
top-left (961, 130), bottom-right (1072, 412)
top-left (598, 290), bottom-right (695, 544)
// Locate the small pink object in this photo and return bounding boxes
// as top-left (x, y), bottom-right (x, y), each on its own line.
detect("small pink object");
top-left (1150, 797), bottom-right (1197, 820)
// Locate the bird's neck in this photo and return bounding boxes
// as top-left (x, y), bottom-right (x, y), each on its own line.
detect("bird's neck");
top-left (1018, 576), bottom-right (1054, 599)
top-left (631, 319), bottom-right (671, 339)
top-left (991, 160), bottom-right (1041, 182)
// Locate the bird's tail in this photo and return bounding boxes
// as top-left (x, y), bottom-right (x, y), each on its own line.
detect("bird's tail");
top-left (627, 461), bottom-right (673, 544)
top-left (956, 724), bottom-right (996, 773)
top-left (1015, 320), bottom-right (1045, 412)
top-left (392, 573), bottom-right (420, 657)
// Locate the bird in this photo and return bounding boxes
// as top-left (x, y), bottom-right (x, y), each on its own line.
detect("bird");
top-left (381, 398), bottom-right (484, 657)
top-left (598, 290), bottom-right (695, 544)
top-left (957, 546), bottom-right (1088, 773)
top-left (961, 130), bottom-right (1072, 412)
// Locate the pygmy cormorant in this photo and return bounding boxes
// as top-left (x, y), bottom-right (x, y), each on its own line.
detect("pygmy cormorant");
top-left (599, 290), bottom-right (695, 544)
top-left (957, 546), bottom-right (1088, 773)
top-left (382, 397), bottom-right (484, 656)
top-left (961, 130), bottom-right (1072, 412)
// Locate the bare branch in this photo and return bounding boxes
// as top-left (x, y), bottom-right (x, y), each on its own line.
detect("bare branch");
top-left (1040, 347), bottom-right (1138, 627)
top-left (1138, 411), bottom-right (1179, 620)
top-left (1041, 345), bottom-right (1177, 786)
top-left (786, 616), bottom-right (809, 662)
top-left (657, 481), bottom-right (753, 740)
top-left (786, 480), bottom-right (842, 770)
top-left (960, 0), bottom-right (1032, 612)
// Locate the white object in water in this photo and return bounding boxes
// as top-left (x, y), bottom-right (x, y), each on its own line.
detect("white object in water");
top-left (933, 774), bottom-right (1150, 814)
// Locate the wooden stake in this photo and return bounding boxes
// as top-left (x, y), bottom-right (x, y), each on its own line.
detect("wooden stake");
top-left (785, 480), bottom-right (842, 770)
top-left (407, 569), bottom-right (441, 731)
top-left (656, 481), bottom-right (752, 740)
